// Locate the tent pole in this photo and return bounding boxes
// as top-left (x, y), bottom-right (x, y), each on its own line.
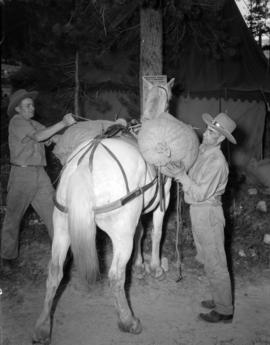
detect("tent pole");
top-left (219, 93), bottom-right (221, 113)
top-left (222, 88), bottom-right (231, 165)
top-left (260, 89), bottom-right (270, 159)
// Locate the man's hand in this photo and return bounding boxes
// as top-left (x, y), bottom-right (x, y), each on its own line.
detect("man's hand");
top-left (161, 161), bottom-right (186, 179)
top-left (62, 113), bottom-right (76, 127)
top-left (115, 118), bottom-right (127, 126)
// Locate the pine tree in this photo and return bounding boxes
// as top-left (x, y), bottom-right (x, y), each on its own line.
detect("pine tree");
top-left (245, 0), bottom-right (270, 48)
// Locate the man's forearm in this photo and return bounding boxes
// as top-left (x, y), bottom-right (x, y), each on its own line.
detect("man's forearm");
top-left (33, 121), bottom-right (67, 142)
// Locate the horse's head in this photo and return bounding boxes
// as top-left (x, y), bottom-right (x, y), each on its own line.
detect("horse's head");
top-left (142, 78), bottom-right (175, 122)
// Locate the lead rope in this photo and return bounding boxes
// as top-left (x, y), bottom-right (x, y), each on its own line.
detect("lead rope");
top-left (175, 182), bottom-right (183, 282)
top-left (158, 167), bottom-right (165, 212)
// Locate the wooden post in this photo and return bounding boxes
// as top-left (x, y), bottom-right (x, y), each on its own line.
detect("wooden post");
top-left (74, 51), bottom-right (80, 116)
top-left (140, 5), bottom-right (163, 118)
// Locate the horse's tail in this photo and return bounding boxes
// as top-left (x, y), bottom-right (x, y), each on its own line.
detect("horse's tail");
top-left (67, 164), bottom-right (99, 283)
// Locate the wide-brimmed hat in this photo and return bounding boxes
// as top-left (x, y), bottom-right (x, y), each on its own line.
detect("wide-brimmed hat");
top-left (7, 89), bottom-right (38, 118)
top-left (202, 112), bottom-right (237, 144)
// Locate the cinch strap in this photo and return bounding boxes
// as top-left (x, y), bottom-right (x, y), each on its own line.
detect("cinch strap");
top-left (94, 176), bottom-right (157, 214)
top-left (54, 176), bottom-right (157, 215)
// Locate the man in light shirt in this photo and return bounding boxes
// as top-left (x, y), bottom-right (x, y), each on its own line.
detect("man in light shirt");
top-left (1, 89), bottom-right (76, 272)
top-left (164, 112), bottom-right (237, 323)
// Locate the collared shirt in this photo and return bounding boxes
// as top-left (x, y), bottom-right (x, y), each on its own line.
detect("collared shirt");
top-left (9, 114), bottom-right (46, 166)
top-left (181, 144), bottom-right (229, 206)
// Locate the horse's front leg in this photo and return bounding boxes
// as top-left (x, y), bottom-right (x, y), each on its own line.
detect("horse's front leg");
top-left (33, 211), bottom-right (70, 345)
top-left (150, 185), bottom-right (171, 280)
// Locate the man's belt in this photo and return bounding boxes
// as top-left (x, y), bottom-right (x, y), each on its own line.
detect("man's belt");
top-left (10, 163), bottom-right (44, 168)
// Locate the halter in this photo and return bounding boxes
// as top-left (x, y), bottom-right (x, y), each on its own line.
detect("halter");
top-left (157, 85), bottom-right (169, 104)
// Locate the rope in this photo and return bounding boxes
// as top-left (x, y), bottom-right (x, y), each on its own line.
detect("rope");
top-left (175, 182), bottom-right (183, 282)
top-left (73, 114), bottom-right (89, 121)
top-left (158, 167), bottom-right (165, 212)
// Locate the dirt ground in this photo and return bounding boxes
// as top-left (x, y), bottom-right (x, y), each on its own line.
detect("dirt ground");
top-left (1, 213), bottom-right (270, 345)
top-left (0, 163), bottom-right (270, 345)
top-left (1, 62), bottom-right (270, 345)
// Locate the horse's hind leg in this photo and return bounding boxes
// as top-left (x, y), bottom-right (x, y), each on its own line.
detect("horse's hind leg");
top-left (33, 210), bottom-right (70, 344)
top-left (108, 222), bottom-right (142, 334)
top-left (132, 220), bottom-right (146, 279)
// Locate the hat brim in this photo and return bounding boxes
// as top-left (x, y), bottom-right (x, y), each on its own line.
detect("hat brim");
top-left (202, 113), bottom-right (237, 144)
top-left (7, 91), bottom-right (38, 118)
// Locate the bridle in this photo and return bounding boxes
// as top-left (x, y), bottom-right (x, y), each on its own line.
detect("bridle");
top-left (156, 85), bottom-right (169, 106)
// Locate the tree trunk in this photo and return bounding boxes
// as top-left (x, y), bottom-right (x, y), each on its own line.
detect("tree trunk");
top-left (140, 6), bottom-right (163, 115)
top-left (74, 51), bottom-right (80, 116)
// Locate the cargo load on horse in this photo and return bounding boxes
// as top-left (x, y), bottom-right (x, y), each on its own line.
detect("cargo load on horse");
top-left (138, 111), bottom-right (199, 171)
top-left (53, 118), bottom-right (127, 165)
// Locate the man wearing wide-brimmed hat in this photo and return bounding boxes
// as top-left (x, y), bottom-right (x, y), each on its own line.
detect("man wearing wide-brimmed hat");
top-left (1, 89), bottom-right (76, 272)
top-left (163, 112), bottom-right (237, 324)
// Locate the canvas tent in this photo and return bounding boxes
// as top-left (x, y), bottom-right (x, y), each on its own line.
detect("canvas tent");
top-left (174, 0), bottom-right (270, 168)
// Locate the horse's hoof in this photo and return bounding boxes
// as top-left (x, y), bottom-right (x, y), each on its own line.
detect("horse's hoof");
top-left (32, 336), bottom-right (51, 345)
top-left (132, 264), bottom-right (146, 280)
top-left (150, 266), bottom-right (166, 281)
top-left (118, 317), bottom-right (142, 334)
top-left (32, 328), bottom-right (51, 345)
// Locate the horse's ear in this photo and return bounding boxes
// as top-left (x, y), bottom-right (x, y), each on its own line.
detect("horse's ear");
top-left (167, 78), bottom-right (175, 88)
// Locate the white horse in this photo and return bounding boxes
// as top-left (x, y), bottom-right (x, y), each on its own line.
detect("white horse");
top-left (33, 78), bottom-right (175, 344)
